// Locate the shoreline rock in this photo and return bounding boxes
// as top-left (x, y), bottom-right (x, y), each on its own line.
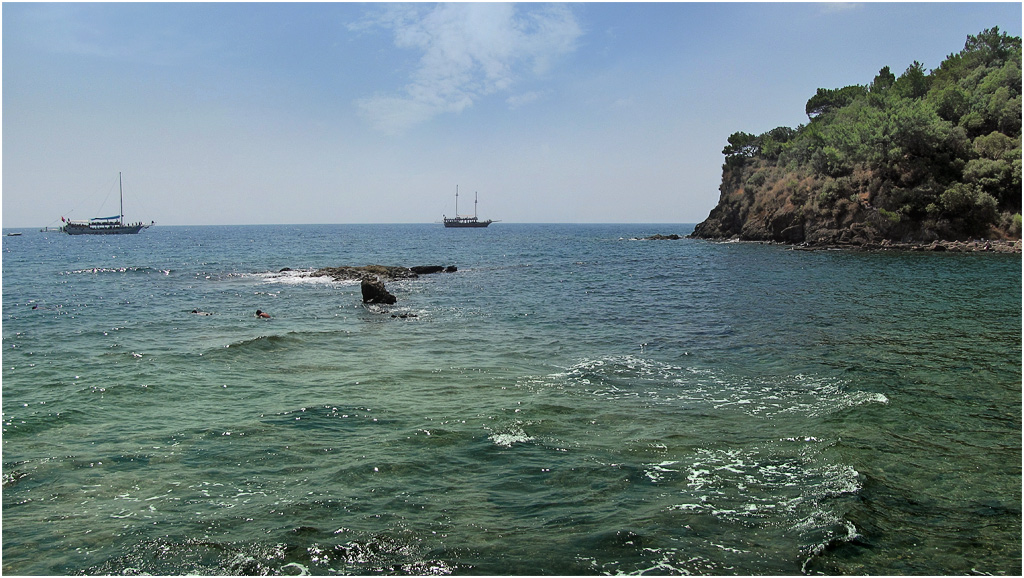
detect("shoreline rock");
top-left (695, 236), bottom-right (1022, 254)
top-left (798, 238), bottom-right (1022, 253)
top-left (641, 234), bottom-right (682, 241)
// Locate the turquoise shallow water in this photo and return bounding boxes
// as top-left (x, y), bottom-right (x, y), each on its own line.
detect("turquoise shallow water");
top-left (2, 224), bottom-right (1021, 575)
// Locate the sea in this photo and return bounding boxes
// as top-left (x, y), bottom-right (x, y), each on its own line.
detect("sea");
top-left (2, 223), bottom-right (1021, 576)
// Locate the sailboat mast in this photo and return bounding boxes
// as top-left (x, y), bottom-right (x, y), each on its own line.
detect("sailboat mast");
top-left (455, 185), bottom-right (459, 217)
top-left (475, 192), bottom-right (478, 219)
top-left (119, 172), bottom-right (124, 225)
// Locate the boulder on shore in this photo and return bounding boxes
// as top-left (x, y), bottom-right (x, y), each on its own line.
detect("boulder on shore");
top-left (361, 278), bottom-right (397, 304)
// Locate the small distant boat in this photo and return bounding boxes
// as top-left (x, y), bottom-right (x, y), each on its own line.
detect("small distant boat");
top-left (443, 186), bottom-right (496, 228)
top-left (62, 173), bottom-right (152, 235)
top-left (7, 232), bottom-right (22, 236)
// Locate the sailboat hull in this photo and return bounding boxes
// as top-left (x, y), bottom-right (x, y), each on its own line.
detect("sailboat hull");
top-left (64, 223), bottom-right (149, 235)
top-left (443, 218), bottom-right (492, 228)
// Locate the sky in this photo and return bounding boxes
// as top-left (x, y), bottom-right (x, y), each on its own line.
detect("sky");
top-left (3, 1), bottom-right (1021, 227)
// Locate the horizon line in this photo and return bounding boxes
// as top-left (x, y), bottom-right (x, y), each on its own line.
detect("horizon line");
top-left (5, 222), bottom-right (701, 230)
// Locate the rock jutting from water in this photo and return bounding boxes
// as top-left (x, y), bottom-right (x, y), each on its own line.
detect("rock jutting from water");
top-left (360, 277), bottom-right (397, 304)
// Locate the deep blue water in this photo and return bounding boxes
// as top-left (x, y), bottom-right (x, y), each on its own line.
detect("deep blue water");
top-left (2, 224), bottom-right (1021, 575)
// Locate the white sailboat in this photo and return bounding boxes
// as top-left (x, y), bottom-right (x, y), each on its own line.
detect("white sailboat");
top-left (62, 173), bottom-right (152, 235)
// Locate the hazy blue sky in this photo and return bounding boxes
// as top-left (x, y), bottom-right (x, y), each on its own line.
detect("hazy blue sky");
top-left (3, 2), bottom-right (1021, 227)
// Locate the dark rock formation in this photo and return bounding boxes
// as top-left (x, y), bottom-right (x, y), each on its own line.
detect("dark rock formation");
top-left (361, 278), bottom-right (397, 304)
top-left (306, 264), bottom-right (462, 306)
top-left (644, 234), bottom-right (682, 240)
top-left (411, 265), bottom-right (458, 274)
top-left (312, 264), bottom-right (457, 281)
top-left (312, 265), bottom-right (418, 282)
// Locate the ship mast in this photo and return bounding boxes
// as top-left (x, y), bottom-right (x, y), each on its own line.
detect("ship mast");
top-left (475, 191), bottom-right (478, 219)
top-left (119, 172), bottom-right (124, 225)
top-left (455, 185), bottom-right (459, 217)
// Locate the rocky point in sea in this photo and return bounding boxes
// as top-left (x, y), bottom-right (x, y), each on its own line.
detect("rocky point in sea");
top-left (305, 264), bottom-right (458, 305)
top-left (309, 264), bottom-right (457, 282)
top-left (360, 277), bottom-right (397, 304)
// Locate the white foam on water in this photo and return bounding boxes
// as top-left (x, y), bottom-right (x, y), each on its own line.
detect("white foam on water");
top-left (488, 426), bottom-right (534, 448)
top-left (533, 355), bottom-right (887, 419)
top-left (801, 520), bottom-right (862, 573)
top-left (256, 270), bottom-right (354, 286)
top-left (528, 352), bottom-right (873, 547)
top-left (644, 460), bottom-right (680, 483)
top-left (281, 562), bottom-right (309, 575)
top-left (654, 437), bottom-right (863, 566)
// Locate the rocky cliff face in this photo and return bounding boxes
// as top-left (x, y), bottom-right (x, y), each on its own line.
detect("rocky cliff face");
top-left (691, 162), bottom-right (875, 245)
top-left (690, 159), bottom-right (1019, 246)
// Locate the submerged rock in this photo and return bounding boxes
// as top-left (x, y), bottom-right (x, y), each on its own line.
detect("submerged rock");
top-left (313, 265), bottom-right (418, 282)
top-left (312, 264), bottom-right (458, 281)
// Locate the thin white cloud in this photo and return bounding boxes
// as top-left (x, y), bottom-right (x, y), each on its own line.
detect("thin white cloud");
top-left (354, 3), bottom-right (581, 133)
top-left (507, 90), bottom-right (546, 109)
top-left (818, 3), bottom-right (863, 15)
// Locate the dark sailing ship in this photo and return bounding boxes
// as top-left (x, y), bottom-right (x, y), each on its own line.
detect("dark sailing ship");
top-left (443, 186), bottom-right (496, 228)
top-left (63, 173), bottom-right (152, 235)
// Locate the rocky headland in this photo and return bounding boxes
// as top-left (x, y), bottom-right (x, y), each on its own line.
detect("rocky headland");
top-left (690, 28), bottom-right (1022, 254)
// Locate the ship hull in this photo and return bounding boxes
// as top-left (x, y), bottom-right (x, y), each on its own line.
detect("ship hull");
top-left (443, 219), bottom-right (492, 228)
top-left (64, 224), bottom-right (148, 235)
